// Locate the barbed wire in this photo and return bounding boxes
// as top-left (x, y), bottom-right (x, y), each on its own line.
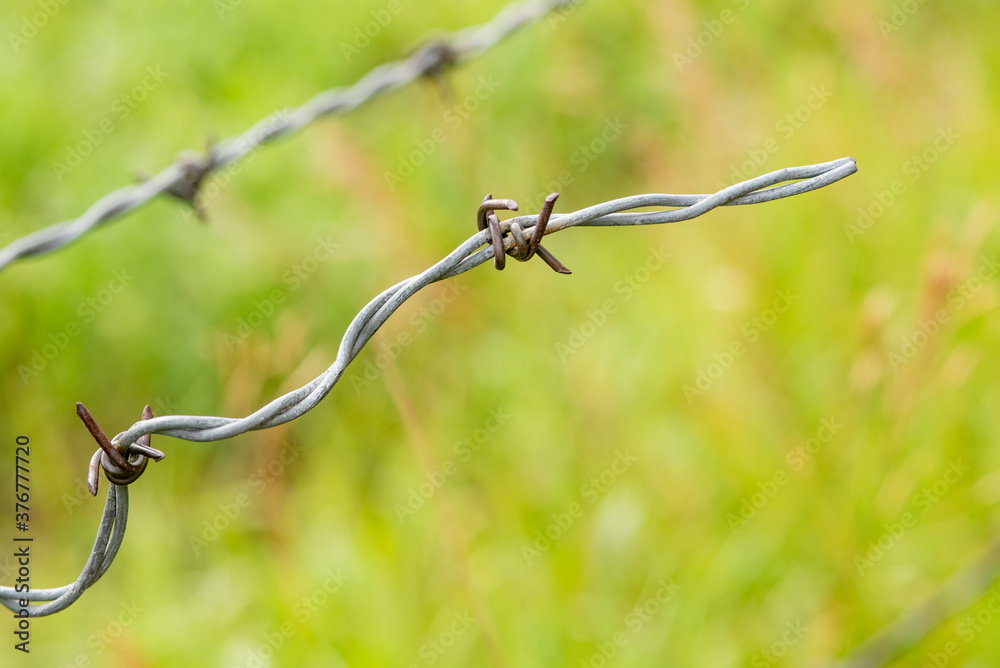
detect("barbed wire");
top-left (0, 0), bottom-right (580, 274)
top-left (109, 157), bottom-right (858, 450)
top-left (0, 156), bottom-right (857, 616)
top-left (0, 486), bottom-right (127, 617)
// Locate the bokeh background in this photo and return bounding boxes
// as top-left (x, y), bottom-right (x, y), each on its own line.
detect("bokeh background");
top-left (2, 0), bottom-right (999, 665)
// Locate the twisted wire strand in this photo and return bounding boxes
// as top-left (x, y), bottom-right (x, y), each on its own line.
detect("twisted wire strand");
top-left (0, 156), bottom-right (857, 617)
top-left (0, 0), bottom-right (578, 274)
top-left (113, 157), bottom-right (857, 449)
top-left (0, 486), bottom-right (127, 616)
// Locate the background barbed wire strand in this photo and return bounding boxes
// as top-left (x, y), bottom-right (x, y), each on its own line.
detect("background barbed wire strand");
top-left (0, 0), bottom-right (580, 274)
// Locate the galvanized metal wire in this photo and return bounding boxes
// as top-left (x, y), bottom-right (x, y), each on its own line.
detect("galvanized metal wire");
top-left (0, 156), bottom-right (857, 616)
top-left (109, 157), bottom-right (858, 450)
top-left (0, 0), bottom-right (580, 273)
top-left (0, 486), bottom-right (127, 616)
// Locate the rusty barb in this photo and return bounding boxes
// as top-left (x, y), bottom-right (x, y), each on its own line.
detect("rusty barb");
top-left (415, 40), bottom-right (461, 81)
top-left (477, 193), bottom-right (571, 274)
top-left (77, 403), bottom-right (165, 496)
top-left (164, 141), bottom-right (220, 216)
top-left (133, 139), bottom-right (220, 220)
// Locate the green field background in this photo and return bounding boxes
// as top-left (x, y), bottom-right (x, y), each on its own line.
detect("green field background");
top-left (2, 0), bottom-right (999, 665)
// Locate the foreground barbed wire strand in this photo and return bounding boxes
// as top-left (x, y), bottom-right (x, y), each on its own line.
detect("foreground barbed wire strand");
top-left (0, 486), bottom-right (127, 617)
top-left (0, 0), bottom-right (580, 274)
top-left (0, 157), bottom-right (856, 616)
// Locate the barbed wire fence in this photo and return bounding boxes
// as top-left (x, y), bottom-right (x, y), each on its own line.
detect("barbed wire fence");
top-left (3, 1), bottom-right (973, 665)
top-left (0, 155), bottom-right (859, 615)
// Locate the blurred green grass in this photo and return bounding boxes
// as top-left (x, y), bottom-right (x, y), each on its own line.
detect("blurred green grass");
top-left (2, 0), bottom-right (999, 665)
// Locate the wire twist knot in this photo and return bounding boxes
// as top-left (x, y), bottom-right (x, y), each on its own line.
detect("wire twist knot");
top-left (77, 403), bottom-right (165, 496)
top-left (477, 192), bottom-right (571, 274)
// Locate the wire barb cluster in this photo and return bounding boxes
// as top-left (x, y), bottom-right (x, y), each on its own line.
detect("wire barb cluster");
top-left (480, 193), bottom-right (570, 273)
top-left (79, 403), bottom-right (164, 496)
top-left (0, 0), bottom-right (579, 274)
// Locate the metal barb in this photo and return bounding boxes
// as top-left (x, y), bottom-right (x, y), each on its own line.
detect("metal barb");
top-left (82, 404), bottom-right (163, 496)
top-left (77, 403), bottom-right (130, 471)
top-left (478, 195), bottom-right (519, 270)
top-left (481, 192), bottom-right (571, 274)
top-left (530, 193), bottom-right (560, 256)
top-left (417, 41), bottom-right (460, 97)
top-left (535, 245), bottom-right (572, 274)
top-left (164, 140), bottom-right (218, 217)
top-left (130, 405), bottom-right (165, 461)
top-left (86, 449), bottom-right (102, 497)
top-left (523, 192), bottom-right (571, 273)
